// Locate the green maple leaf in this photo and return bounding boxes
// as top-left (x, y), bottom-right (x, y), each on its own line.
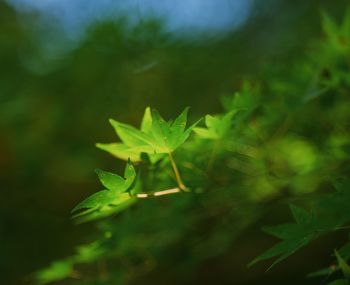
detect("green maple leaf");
top-left (249, 205), bottom-right (320, 270)
top-left (96, 107), bottom-right (199, 161)
top-left (193, 111), bottom-right (235, 139)
top-left (150, 107), bottom-right (200, 153)
top-left (96, 107), bottom-right (155, 162)
top-left (95, 142), bottom-right (142, 162)
top-left (71, 162), bottom-right (137, 221)
top-left (108, 119), bottom-right (155, 152)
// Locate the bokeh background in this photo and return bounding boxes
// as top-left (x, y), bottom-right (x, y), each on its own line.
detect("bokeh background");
top-left (1, 0), bottom-right (349, 284)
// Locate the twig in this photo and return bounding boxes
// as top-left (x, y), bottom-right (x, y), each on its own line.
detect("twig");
top-left (136, 187), bottom-right (181, 198)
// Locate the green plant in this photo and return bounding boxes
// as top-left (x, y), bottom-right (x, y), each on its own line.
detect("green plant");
top-left (35, 9), bottom-right (350, 285)
top-left (71, 107), bottom-right (200, 223)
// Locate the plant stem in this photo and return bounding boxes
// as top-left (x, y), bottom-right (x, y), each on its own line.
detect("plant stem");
top-left (168, 152), bottom-right (188, 191)
top-left (136, 187), bottom-right (181, 198)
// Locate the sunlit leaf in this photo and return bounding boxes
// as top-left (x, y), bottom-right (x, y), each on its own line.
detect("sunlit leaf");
top-left (109, 119), bottom-right (154, 152)
top-left (150, 108), bottom-right (199, 153)
top-left (96, 142), bottom-right (142, 161)
top-left (140, 106), bottom-right (153, 133)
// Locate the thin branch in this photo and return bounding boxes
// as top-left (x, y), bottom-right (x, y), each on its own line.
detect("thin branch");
top-left (136, 187), bottom-right (181, 198)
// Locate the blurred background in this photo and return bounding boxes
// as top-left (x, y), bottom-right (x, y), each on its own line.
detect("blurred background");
top-left (1, 0), bottom-right (349, 284)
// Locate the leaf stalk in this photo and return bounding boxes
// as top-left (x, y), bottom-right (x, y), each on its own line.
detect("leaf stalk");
top-left (168, 152), bottom-right (188, 191)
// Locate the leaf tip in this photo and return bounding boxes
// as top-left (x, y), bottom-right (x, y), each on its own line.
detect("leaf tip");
top-left (108, 118), bottom-right (118, 126)
top-left (94, 168), bottom-right (103, 175)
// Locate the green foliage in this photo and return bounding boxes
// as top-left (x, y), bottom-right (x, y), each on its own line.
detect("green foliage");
top-left (99, 107), bottom-right (199, 159)
top-left (33, 7), bottom-right (350, 285)
top-left (249, 205), bottom-right (319, 270)
top-left (36, 260), bottom-right (73, 285)
top-left (71, 108), bottom-right (201, 222)
top-left (335, 250), bottom-right (350, 280)
top-left (150, 108), bottom-right (200, 153)
top-left (317, 251), bottom-right (350, 285)
top-left (251, 179), bottom-right (350, 272)
top-left (71, 162), bottom-right (137, 222)
top-left (193, 111), bottom-right (235, 140)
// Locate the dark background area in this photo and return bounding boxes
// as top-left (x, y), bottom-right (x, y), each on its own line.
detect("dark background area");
top-left (0, 0), bottom-right (349, 284)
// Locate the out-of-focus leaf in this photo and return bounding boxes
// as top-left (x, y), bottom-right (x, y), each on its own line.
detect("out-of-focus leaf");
top-left (335, 250), bottom-right (350, 279)
top-left (74, 242), bottom-right (105, 263)
top-left (290, 204), bottom-right (312, 225)
top-left (36, 260), bottom-right (73, 285)
top-left (249, 205), bottom-right (319, 269)
top-left (327, 279), bottom-right (350, 285)
top-left (249, 232), bottom-right (315, 270)
top-left (194, 111), bottom-right (235, 140)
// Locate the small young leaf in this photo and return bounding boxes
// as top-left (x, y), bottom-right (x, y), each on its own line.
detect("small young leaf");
top-left (95, 162), bottom-right (136, 193)
top-left (72, 190), bottom-right (116, 213)
top-left (71, 162), bottom-right (137, 220)
top-left (73, 195), bottom-right (137, 223)
top-left (95, 169), bottom-right (125, 192)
